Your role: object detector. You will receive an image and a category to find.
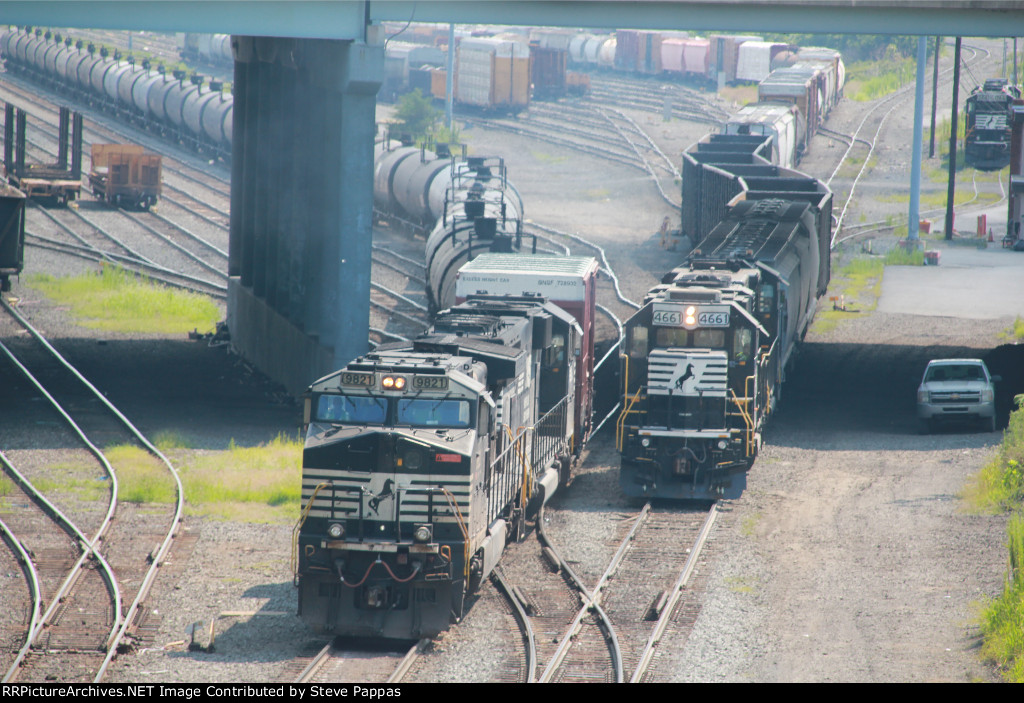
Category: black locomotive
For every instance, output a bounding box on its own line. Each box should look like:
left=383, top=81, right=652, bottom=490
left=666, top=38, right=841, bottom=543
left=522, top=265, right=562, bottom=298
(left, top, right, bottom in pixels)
left=617, top=133, right=832, bottom=500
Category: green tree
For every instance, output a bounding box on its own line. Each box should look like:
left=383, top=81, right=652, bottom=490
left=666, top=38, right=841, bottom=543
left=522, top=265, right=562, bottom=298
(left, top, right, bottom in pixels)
left=394, top=89, right=440, bottom=141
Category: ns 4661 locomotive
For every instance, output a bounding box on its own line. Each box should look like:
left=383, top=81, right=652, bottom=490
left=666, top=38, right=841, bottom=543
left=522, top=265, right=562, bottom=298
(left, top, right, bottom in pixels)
left=617, top=133, right=832, bottom=501
left=294, top=255, right=597, bottom=639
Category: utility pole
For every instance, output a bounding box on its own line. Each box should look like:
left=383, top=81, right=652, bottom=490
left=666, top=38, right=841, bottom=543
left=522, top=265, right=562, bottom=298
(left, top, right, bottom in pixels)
left=909, top=36, right=927, bottom=242
left=445, top=23, right=454, bottom=131
left=930, top=36, right=940, bottom=158
left=944, top=37, right=961, bottom=241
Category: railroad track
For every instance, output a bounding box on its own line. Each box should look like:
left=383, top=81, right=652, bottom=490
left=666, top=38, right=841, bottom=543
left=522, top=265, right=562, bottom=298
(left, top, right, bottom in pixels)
left=294, top=639, right=427, bottom=684
left=825, top=42, right=994, bottom=247
left=492, top=501, right=718, bottom=683
left=0, top=296, right=184, bottom=683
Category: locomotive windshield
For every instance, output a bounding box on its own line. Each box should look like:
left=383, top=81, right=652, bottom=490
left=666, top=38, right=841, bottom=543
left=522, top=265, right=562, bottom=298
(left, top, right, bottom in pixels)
left=317, top=394, right=387, bottom=424
left=315, top=393, right=473, bottom=429
left=397, top=398, right=472, bottom=428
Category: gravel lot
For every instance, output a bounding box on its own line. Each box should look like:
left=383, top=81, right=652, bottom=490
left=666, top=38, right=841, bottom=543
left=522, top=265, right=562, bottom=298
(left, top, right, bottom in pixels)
left=2, top=36, right=1019, bottom=683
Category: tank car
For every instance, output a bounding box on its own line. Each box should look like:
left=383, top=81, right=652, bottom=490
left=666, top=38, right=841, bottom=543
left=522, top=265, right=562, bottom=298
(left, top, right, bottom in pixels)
left=294, top=256, right=597, bottom=639
left=1, top=28, right=233, bottom=159
left=965, top=78, right=1023, bottom=171
left=617, top=133, right=831, bottom=500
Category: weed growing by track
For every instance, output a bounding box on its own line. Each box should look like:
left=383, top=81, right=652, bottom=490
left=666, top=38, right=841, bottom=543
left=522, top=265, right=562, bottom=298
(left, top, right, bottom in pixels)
left=27, top=265, right=220, bottom=335
left=965, top=401, right=1024, bottom=681
left=155, top=432, right=303, bottom=523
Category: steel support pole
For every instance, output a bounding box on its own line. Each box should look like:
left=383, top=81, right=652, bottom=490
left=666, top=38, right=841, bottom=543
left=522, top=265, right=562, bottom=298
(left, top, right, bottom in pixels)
left=445, top=23, right=454, bottom=131
left=944, top=37, right=961, bottom=240
left=909, top=36, right=927, bottom=242
left=929, top=36, right=940, bottom=158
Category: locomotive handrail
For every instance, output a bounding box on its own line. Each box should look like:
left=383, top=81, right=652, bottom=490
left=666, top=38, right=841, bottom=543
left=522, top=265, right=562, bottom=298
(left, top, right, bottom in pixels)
left=436, top=487, right=472, bottom=582
left=616, top=385, right=645, bottom=452
left=728, top=387, right=756, bottom=458
left=292, top=481, right=331, bottom=580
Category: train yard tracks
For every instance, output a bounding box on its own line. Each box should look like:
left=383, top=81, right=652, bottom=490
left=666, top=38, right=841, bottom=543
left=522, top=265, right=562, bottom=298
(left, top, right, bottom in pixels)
left=0, top=297, right=184, bottom=683
left=473, top=501, right=718, bottom=683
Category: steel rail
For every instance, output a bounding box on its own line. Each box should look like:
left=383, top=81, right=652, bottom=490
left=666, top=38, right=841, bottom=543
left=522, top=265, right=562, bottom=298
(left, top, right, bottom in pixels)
left=115, top=207, right=229, bottom=279
left=0, top=298, right=185, bottom=682
left=387, top=638, right=430, bottom=683
left=0, top=513, right=42, bottom=675
left=295, top=642, right=333, bottom=683
left=490, top=569, right=538, bottom=684
left=0, top=330, right=124, bottom=680
left=630, top=503, right=719, bottom=682
left=24, top=231, right=229, bottom=298
left=598, top=107, right=680, bottom=211
left=536, top=503, right=640, bottom=683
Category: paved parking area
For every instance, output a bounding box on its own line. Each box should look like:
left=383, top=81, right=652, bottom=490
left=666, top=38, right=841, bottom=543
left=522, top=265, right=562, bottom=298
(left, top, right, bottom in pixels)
left=878, top=241, right=1024, bottom=319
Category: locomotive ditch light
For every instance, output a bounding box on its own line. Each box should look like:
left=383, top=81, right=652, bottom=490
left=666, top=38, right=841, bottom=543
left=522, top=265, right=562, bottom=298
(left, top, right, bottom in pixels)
left=641, top=437, right=651, bottom=447
left=717, top=440, right=729, bottom=450
left=413, top=524, right=433, bottom=543
left=327, top=522, right=345, bottom=539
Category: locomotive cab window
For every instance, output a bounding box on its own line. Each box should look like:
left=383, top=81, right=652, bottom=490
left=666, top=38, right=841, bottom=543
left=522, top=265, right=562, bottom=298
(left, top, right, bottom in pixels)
left=316, top=394, right=387, bottom=424
left=397, top=398, right=473, bottom=428
left=655, top=327, right=688, bottom=348
left=628, top=325, right=649, bottom=358
left=693, top=329, right=725, bottom=348
left=733, top=328, right=753, bottom=363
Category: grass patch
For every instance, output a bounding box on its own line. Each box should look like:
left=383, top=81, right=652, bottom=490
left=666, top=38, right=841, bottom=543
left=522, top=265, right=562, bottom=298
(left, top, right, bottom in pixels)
left=174, top=433, right=303, bottom=523
left=966, top=399, right=1024, bottom=681
left=845, top=55, right=917, bottom=101
left=999, top=318, right=1024, bottom=344
left=106, top=444, right=177, bottom=504
left=26, top=265, right=220, bottom=335
left=724, top=575, right=756, bottom=594
left=883, top=246, right=924, bottom=266
left=978, top=513, right=1024, bottom=682
left=813, top=256, right=884, bottom=333
left=964, top=399, right=1024, bottom=515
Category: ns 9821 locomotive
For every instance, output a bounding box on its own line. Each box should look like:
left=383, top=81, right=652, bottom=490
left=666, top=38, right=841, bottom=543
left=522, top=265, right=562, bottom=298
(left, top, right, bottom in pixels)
left=294, top=255, right=597, bottom=639
left=617, top=133, right=832, bottom=500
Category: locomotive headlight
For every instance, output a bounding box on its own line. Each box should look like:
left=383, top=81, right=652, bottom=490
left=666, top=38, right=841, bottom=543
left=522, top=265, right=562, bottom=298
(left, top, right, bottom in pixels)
left=327, top=522, right=345, bottom=539
left=684, top=305, right=697, bottom=327
left=382, top=375, right=406, bottom=390
left=413, top=524, right=433, bottom=543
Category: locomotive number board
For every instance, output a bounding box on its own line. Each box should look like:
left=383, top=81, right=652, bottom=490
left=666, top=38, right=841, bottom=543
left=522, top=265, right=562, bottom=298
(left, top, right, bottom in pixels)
left=652, top=303, right=730, bottom=328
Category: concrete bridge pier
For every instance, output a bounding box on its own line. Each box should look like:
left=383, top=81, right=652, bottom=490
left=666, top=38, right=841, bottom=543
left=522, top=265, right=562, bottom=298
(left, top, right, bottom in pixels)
left=227, top=35, right=383, bottom=394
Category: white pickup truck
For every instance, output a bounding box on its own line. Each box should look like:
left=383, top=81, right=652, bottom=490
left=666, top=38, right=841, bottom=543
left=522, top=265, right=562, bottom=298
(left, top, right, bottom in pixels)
left=916, top=358, right=999, bottom=433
